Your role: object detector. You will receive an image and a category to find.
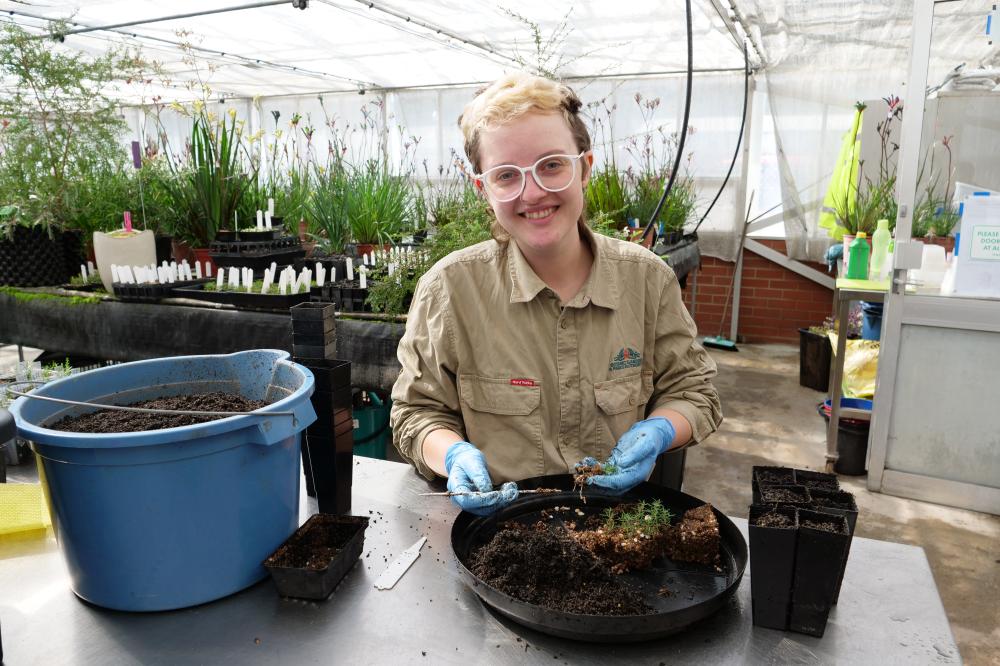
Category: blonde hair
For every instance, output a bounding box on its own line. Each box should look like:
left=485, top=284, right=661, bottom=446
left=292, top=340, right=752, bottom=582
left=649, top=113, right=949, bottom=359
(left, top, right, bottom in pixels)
left=459, top=72, right=591, bottom=173
left=458, top=72, right=592, bottom=242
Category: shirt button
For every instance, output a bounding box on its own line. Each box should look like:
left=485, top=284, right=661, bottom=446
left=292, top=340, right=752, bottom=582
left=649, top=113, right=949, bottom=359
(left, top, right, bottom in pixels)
left=560, top=320, right=567, bottom=329
left=629, top=397, right=637, bottom=405
left=564, top=380, right=572, bottom=388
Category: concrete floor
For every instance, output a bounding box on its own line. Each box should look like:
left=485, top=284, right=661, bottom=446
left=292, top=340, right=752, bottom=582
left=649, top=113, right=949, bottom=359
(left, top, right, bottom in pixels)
left=684, top=344, right=1000, bottom=666
left=2, top=342, right=998, bottom=663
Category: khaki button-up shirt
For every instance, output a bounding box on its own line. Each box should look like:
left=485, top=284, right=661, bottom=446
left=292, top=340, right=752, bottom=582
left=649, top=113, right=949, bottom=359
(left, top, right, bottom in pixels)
left=390, top=226, right=722, bottom=483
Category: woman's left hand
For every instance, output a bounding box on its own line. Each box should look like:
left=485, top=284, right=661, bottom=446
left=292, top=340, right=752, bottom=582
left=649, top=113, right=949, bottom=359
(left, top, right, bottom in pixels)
left=584, top=417, right=677, bottom=494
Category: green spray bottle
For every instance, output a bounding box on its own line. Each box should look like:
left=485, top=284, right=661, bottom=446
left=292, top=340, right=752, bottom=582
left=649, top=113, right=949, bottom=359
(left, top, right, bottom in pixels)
left=847, top=232, right=870, bottom=279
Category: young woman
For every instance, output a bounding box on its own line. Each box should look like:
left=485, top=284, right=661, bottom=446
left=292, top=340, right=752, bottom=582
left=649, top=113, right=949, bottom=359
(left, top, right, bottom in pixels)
left=390, top=72, right=721, bottom=515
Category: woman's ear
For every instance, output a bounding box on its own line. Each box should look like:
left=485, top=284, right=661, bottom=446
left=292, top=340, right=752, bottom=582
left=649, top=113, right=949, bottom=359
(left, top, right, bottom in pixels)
left=581, top=151, right=594, bottom=188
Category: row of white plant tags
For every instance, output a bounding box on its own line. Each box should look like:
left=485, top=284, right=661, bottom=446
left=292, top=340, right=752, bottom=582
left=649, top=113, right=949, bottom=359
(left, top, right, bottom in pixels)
left=91, top=246, right=430, bottom=296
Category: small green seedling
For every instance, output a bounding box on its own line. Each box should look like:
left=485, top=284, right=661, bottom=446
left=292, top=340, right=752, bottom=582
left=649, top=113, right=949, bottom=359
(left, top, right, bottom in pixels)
left=602, top=500, right=673, bottom=536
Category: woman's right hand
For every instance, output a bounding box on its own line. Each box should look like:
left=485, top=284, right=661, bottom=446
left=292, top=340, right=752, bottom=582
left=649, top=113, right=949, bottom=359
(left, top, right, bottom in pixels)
left=445, top=441, right=519, bottom=516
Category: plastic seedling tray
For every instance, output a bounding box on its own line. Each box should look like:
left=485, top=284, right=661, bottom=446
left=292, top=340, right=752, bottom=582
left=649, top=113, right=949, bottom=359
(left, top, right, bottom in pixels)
left=748, top=505, right=798, bottom=631
left=290, top=302, right=335, bottom=321
left=263, top=514, right=369, bottom=600
left=113, top=278, right=210, bottom=302
left=172, top=285, right=311, bottom=311
left=215, top=229, right=283, bottom=242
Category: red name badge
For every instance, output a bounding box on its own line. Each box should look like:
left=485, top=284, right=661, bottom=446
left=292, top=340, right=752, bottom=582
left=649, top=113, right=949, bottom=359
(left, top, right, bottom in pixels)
left=510, top=378, right=536, bottom=387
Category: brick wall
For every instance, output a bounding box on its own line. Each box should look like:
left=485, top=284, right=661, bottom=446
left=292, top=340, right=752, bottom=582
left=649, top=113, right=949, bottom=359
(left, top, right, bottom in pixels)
left=680, top=239, right=834, bottom=344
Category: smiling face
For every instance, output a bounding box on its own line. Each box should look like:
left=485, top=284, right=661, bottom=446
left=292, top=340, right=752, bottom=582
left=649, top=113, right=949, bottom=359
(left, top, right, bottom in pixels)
left=476, top=111, right=591, bottom=260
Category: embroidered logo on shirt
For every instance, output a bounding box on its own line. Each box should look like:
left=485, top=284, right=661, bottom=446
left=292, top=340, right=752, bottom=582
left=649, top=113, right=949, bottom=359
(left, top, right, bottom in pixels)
left=609, top=347, right=642, bottom=371
left=510, top=378, right=537, bottom=387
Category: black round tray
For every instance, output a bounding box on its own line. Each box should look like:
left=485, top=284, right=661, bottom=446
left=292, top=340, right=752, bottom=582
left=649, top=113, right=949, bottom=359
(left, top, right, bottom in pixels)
left=451, top=474, right=747, bottom=643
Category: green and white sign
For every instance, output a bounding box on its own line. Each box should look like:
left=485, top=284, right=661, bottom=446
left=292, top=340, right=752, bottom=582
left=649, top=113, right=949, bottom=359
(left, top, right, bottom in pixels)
left=970, top=225, right=1000, bottom=261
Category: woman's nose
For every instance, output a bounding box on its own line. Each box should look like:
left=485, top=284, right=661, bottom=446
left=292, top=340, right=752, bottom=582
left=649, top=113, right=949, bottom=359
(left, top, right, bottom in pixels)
left=520, top=172, right=547, bottom=202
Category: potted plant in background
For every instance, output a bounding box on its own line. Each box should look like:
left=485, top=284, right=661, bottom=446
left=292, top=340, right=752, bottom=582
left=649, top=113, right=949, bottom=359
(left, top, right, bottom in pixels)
left=346, top=160, right=413, bottom=257
left=0, top=22, right=146, bottom=286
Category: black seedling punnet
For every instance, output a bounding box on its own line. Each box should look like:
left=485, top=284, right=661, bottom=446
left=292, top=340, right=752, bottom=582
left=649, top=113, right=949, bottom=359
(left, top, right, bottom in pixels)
left=290, top=317, right=335, bottom=336
left=263, top=514, right=369, bottom=600
left=749, top=505, right=798, bottom=631
left=807, top=489, right=859, bottom=604
left=290, top=301, right=335, bottom=321
left=794, top=469, right=840, bottom=492
left=759, top=484, right=811, bottom=506
left=751, top=466, right=794, bottom=504
left=292, top=339, right=337, bottom=360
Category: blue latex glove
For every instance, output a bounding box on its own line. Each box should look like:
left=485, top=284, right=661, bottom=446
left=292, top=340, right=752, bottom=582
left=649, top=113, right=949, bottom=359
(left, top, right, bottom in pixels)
left=585, top=417, right=677, bottom=495
left=444, top=441, right=518, bottom=516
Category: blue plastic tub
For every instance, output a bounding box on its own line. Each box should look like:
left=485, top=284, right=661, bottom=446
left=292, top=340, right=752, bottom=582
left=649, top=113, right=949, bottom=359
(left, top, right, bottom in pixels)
left=10, top=349, right=316, bottom=611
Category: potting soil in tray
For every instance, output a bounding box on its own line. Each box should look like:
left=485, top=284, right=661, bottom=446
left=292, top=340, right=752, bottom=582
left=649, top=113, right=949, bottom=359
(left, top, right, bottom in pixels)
left=452, top=475, right=747, bottom=642
left=470, top=521, right=653, bottom=616
left=266, top=519, right=359, bottom=570
left=49, top=392, right=267, bottom=433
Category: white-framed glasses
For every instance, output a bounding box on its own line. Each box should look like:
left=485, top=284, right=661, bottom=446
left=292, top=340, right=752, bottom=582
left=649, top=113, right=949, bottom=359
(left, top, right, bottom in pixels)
left=474, top=152, right=586, bottom=202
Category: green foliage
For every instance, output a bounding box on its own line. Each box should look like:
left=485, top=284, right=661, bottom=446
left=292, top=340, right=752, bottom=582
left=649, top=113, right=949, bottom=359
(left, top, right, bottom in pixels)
left=305, top=160, right=351, bottom=254
left=345, top=161, right=413, bottom=245
left=833, top=167, right=894, bottom=236
left=601, top=500, right=673, bottom=536
left=0, top=22, right=146, bottom=237
left=586, top=165, right=630, bottom=228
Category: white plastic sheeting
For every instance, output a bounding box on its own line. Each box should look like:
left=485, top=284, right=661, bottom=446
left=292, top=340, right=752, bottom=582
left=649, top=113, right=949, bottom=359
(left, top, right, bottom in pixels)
left=3, top=1, right=997, bottom=260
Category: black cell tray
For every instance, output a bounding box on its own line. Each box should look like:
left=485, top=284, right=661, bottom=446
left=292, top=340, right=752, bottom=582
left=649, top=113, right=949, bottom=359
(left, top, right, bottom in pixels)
left=172, top=284, right=311, bottom=310
left=113, top=278, right=211, bottom=302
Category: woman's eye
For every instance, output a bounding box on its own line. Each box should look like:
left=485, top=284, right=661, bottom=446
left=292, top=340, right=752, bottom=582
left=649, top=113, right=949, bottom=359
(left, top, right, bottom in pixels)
left=541, top=159, right=566, bottom=171
left=493, top=169, right=518, bottom=182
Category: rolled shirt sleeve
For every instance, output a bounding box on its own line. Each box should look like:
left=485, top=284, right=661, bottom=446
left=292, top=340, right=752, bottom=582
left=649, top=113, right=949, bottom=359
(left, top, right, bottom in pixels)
left=647, top=267, right=723, bottom=444
left=390, top=273, right=467, bottom=480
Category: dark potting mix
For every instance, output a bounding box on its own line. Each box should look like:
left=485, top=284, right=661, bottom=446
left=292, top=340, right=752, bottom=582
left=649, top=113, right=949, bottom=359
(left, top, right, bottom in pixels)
left=49, top=392, right=268, bottom=433
left=265, top=518, right=360, bottom=570
left=469, top=502, right=721, bottom=615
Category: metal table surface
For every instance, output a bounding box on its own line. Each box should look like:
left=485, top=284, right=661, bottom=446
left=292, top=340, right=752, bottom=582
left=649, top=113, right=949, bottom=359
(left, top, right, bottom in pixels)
left=0, top=459, right=958, bottom=664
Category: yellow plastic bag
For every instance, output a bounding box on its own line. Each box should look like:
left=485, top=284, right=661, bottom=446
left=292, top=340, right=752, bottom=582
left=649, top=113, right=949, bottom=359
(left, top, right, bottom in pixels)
left=828, top=332, right=880, bottom=399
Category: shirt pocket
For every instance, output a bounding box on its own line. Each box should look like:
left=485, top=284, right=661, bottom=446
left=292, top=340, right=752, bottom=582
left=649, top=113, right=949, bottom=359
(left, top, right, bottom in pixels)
left=458, top=374, right=542, bottom=480
left=593, top=371, right=654, bottom=449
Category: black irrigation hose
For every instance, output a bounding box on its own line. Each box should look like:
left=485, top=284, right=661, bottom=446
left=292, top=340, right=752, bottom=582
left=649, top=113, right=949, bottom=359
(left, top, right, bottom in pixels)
left=641, top=0, right=693, bottom=246
left=692, top=41, right=750, bottom=234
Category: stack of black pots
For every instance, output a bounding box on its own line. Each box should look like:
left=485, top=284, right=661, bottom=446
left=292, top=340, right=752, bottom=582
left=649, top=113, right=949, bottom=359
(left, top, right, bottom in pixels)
left=290, top=302, right=353, bottom=515
left=749, top=466, right=859, bottom=638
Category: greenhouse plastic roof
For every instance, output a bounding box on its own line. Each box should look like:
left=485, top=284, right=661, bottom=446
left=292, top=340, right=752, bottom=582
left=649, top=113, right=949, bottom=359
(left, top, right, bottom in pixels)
left=0, top=0, right=752, bottom=102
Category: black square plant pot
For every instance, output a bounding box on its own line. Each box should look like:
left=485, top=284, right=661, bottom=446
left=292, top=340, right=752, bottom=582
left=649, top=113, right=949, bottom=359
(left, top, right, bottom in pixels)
left=291, top=317, right=335, bottom=336
left=794, top=469, right=840, bottom=493
left=304, top=430, right=355, bottom=515
left=807, top=489, right=858, bottom=604
left=789, top=509, right=851, bottom=637
left=749, top=505, right=798, bottom=631
left=752, top=466, right=795, bottom=504
left=292, top=331, right=336, bottom=348
left=290, top=301, right=335, bottom=322
left=297, top=359, right=351, bottom=393
left=293, top=340, right=337, bottom=361
left=758, top=484, right=811, bottom=507
left=263, top=514, right=369, bottom=600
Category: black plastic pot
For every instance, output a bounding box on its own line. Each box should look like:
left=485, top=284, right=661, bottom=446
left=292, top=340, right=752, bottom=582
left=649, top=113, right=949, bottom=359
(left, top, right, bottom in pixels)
left=291, top=316, right=335, bottom=336
left=752, top=466, right=795, bottom=504
left=798, top=328, right=832, bottom=391
left=297, top=359, right=350, bottom=392
left=789, top=509, right=850, bottom=637
left=749, top=505, right=798, bottom=631
left=310, top=389, right=353, bottom=432
left=293, top=340, right=337, bottom=360
left=263, top=514, right=369, bottom=600
left=759, top=484, right=811, bottom=507
left=834, top=420, right=869, bottom=476
left=154, top=234, right=173, bottom=265
left=303, top=424, right=354, bottom=515
left=794, top=469, right=840, bottom=492
left=808, top=489, right=858, bottom=604
left=291, top=301, right=335, bottom=321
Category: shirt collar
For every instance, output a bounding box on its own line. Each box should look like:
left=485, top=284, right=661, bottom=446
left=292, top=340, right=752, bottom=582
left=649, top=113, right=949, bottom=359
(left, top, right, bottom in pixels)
left=506, top=224, right=620, bottom=310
